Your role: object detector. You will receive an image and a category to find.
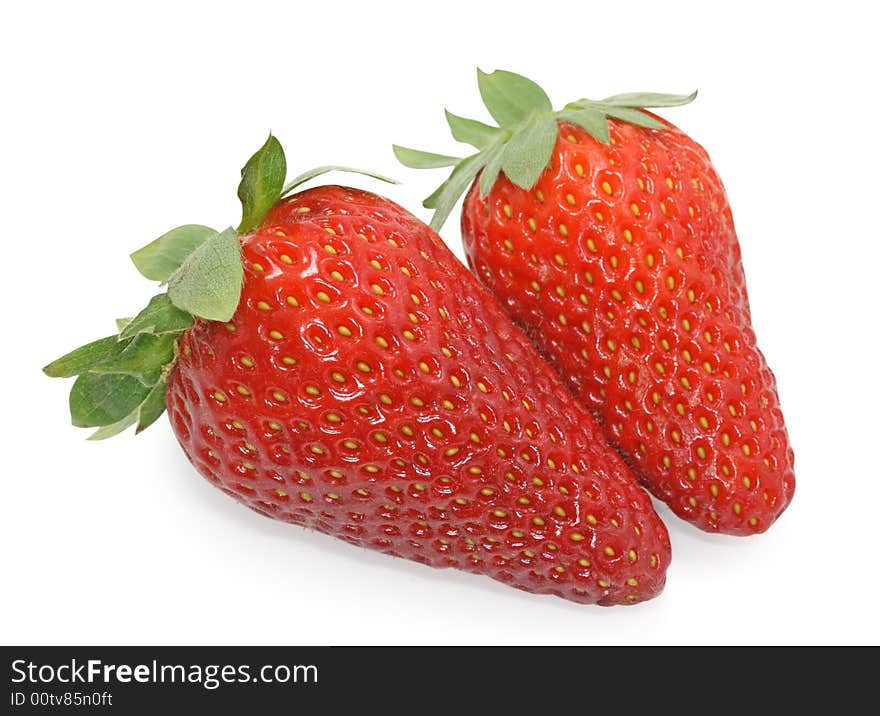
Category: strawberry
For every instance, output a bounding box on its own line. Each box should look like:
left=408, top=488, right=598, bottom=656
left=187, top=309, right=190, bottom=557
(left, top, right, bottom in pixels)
left=45, top=135, right=671, bottom=605
left=395, top=69, right=795, bottom=535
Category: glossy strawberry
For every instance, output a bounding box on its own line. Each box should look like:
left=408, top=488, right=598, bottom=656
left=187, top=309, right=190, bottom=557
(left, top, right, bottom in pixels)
left=45, top=136, right=671, bottom=605
left=396, top=70, right=795, bottom=535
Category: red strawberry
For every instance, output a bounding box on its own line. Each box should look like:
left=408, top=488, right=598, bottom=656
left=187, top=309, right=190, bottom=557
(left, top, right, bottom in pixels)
left=395, top=70, right=794, bottom=535
left=45, top=135, right=671, bottom=605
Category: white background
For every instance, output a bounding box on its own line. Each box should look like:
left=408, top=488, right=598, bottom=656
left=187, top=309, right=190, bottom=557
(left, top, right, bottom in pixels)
left=2, top=1, right=878, bottom=646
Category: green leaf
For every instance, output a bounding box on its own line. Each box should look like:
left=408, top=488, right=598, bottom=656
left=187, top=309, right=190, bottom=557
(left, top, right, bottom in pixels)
left=70, top=372, right=152, bottom=428
left=444, top=110, right=503, bottom=150
left=424, top=153, right=488, bottom=232
left=130, top=224, right=217, bottom=282
left=282, top=165, right=397, bottom=198
left=477, top=69, right=552, bottom=128
left=89, top=332, right=177, bottom=386
left=136, top=380, right=168, bottom=433
left=119, top=294, right=194, bottom=340
left=43, top=335, right=130, bottom=378
left=500, top=115, right=558, bottom=190
left=237, top=134, right=287, bottom=233
left=557, top=108, right=611, bottom=143
left=88, top=412, right=139, bottom=441
left=116, top=317, right=133, bottom=332
left=167, top=227, right=243, bottom=322
left=479, top=142, right=505, bottom=198
left=393, top=145, right=462, bottom=169
left=601, top=90, right=697, bottom=108
left=604, top=106, right=669, bottom=130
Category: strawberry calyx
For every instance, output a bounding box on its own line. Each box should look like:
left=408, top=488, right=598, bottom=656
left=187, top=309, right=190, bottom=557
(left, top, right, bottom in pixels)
left=393, top=68, right=696, bottom=231
left=44, top=136, right=395, bottom=439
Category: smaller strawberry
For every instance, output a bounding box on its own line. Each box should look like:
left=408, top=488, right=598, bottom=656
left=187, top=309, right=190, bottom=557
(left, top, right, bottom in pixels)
left=395, top=69, right=795, bottom=535
left=44, top=135, right=671, bottom=605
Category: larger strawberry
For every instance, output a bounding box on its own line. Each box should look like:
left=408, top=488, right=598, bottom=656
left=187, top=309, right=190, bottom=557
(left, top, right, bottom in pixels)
left=395, top=70, right=795, bottom=535
left=44, top=136, right=671, bottom=605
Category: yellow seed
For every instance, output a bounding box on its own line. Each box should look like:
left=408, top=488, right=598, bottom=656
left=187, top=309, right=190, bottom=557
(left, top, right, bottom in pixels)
left=630, top=203, right=640, bottom=216
left=356, top=361, right=371, bottom=373
left=528, top=218, right=537, bottom=231
left=269, top=330, right=284, bottom=340
left=257, top=301, right=272, bottom=311
left=570, top=532, right=585, bottom=542
left=272, top=390, right=287, bottom=402
left=326, top=413, right=341, bottom=423
left=251, top=263, right=264, bottom=272
left=411, top=396, right=425, bottom=407
left=697, top=446, right=707, bottom=460
left=566, top=193, right=576, bottom=206
left=337, top=325, right=352, bottom=337
left=742, top=444, right=752, bottom=456
left=503, top=204, right=512, bottom=218
left=532, top=517, right=545, bottom=526
left=601, top=181, right=613, bottom=195
left=316, top=291, right=331, bottom=303
left=286, top=296, right=300, bottom=308
left=559, top=224, right=568, bottom=237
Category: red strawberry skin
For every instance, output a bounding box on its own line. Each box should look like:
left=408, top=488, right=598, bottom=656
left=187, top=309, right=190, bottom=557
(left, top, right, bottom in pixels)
left=462, top=119, right=795, bottom=535
left=165, top=186, right=670, bottom=605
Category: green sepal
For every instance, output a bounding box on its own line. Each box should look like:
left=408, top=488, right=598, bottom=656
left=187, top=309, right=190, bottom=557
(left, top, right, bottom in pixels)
left=85, top=379, right=168, bottom=439
left=130, top=224, right=217, bottom=282
left=119, top=293, right=194, bottom=340
left=604, top=107, right=668, bottom=130
left=423, top=153, right=488, bottom=231
left=444, top=110, right=504, bottom=150
left=167, top=227, right=243, bottom=322
left=136, top=380, right=169, bottom=433
left=89, top=332, right=177, bottom=387
left=281, top=166, right=397, bottom=198
left=88, top=412, right=139, bottom=441
left=499, top=114, right=558, bottom=190
left=237, top=134, right=287, bottom=233
left=477, top=69, right=552, bottom=127
left=394, top=68, right=696, bottom=230
left=70, top=372, right=153, bottom=428
left=393, top=145, right=461, bottom=169
left=479, top=143, right=505, bottom=198
left=557, top=108, right=610, bottom=143
left=600, top=90, right=698, bottom=108
left=43, top=335, right=129, bottom=378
